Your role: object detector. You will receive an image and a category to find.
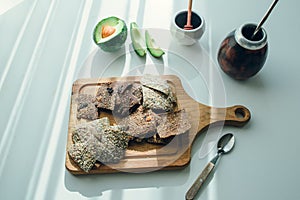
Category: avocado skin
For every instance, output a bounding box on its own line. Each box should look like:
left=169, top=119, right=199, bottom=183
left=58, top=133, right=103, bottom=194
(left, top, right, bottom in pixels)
left=93, top=17, right=128, bottom=52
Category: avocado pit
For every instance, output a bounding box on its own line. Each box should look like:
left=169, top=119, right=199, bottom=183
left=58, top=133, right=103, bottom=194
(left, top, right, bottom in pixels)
left=102, top=25, right=116, bottom=38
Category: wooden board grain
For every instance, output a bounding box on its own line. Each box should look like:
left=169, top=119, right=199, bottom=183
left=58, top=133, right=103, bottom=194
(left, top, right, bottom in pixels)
left=65, top=75, right=251, bottom=174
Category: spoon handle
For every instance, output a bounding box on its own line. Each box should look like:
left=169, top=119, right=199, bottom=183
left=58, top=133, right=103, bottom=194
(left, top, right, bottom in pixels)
left=185, top=162, right=215, bottom=200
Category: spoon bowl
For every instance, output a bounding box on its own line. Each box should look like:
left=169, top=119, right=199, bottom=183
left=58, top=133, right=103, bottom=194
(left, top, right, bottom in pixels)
left=217, top=133, right=235, bottom=154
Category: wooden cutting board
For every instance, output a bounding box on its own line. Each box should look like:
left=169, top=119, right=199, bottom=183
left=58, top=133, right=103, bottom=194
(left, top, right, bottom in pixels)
left=65, top=75, right=250, bottom=175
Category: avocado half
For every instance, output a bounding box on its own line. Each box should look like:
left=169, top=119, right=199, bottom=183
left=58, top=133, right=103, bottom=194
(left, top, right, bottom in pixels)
left=93, top=16, right=128, bottom=52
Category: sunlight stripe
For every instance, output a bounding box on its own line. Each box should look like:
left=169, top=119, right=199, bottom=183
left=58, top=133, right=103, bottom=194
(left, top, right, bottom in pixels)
left=32, top=1, right=93, bottom=199
left=198, top=22, right=219, bottom=159
left=0, top=0, right=38, bottom=93
left=23, top=1, right=71, bottom=199
left=0, top=0, right=24, bottom=15
left=0, top=0, right=57, bottom=177
left=25, top=0, right=87, bottom=197
left=121, top=0, right=134, bottom=77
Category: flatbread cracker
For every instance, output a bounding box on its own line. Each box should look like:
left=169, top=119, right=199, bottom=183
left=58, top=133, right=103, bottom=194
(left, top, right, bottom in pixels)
left=76, top=94, right=98, bottom=120
left=113, top=82, right=142, bottom=117
left=117, top=106, right=161, bottom=139
left=157, top=109, right=191, bottom=138
left=95, top=82, right=115, bottom=110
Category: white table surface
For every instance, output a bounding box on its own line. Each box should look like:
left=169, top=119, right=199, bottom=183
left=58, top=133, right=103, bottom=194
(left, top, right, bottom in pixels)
left=1, top=0, right=300, bottom=199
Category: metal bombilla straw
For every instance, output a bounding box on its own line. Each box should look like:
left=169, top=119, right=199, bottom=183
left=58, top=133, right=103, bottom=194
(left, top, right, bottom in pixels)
left=252, top=0, right=279, bottom=39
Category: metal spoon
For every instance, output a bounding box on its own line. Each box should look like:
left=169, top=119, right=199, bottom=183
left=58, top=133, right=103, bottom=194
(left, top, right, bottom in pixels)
left=185, top=133, right=235, bottom=200
left=252, top=0, right=279, bottom=38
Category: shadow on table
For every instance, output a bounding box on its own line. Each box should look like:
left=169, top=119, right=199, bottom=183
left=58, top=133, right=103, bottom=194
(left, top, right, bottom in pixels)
left=78, top=29, right=209, bottom=81
left=64, top=166, right=190, bottom=198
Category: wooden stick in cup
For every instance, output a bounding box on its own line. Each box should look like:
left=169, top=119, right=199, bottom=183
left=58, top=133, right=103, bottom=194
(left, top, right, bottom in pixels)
left=184, top=0, right=193, bottom=30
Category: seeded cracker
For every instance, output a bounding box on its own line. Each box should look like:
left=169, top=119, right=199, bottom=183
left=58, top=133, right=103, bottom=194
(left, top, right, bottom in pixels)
left=157, top=109, right=191, bottom=138
left=88, top=117, right=111, bottom=141
left=72, top=125, right=94, bottom=144
left=71, top=117, right=129, bottom=167
left=72, top=118, right=110, bottom=143
left=76, top=94, right=98, bottom=120
left=96, top=125, right=129, bottom=163
left=101, top=125, right=129, bottom=149
left=68, top=143, right=97, bottom=172
left=142, top=86, right=176, bottom=112
left=71, top=121, right=108, bottom=166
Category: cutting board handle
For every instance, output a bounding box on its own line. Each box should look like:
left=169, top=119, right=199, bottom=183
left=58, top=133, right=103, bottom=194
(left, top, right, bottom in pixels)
left=224, top=105, right=251, bottom=126
left=197, top=104, right=251, bottom=131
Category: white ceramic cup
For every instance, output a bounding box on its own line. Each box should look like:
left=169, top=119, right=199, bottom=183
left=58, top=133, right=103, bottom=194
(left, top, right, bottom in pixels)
left=171, top=10, right=205, bottom=46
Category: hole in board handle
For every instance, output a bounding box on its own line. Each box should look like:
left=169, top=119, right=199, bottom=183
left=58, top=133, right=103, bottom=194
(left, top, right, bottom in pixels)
left=235, top=107, right=246, bottom=119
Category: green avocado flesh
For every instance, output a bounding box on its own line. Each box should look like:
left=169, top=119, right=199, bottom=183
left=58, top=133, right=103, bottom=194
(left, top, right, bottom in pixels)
left=130, top=22, right=146, bottom=57
left=93, top=16, right=128, bottom=52
left=145, top=30, right=165, bottom=58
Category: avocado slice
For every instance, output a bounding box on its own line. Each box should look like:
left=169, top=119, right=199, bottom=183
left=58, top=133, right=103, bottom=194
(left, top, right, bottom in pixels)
left=93, top=16, right=128, bottom=52
left=130, top=22, right=146, bottom=57
left=145, top=30, right=165, bottom=58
